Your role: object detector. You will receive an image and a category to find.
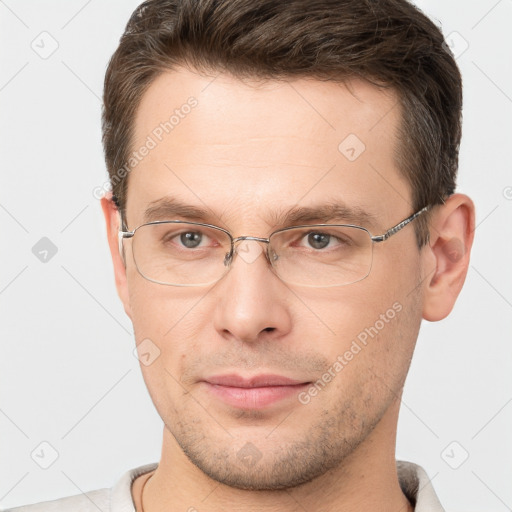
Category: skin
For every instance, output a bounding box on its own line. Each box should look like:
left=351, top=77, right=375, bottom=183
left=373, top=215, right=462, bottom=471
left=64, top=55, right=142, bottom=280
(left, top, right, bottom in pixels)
left=102, top=67, right=475, bottom=512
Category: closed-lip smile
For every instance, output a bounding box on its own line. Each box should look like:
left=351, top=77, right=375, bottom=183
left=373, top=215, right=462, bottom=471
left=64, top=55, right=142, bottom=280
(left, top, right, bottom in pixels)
left=202, top=373, right=311, bottom=409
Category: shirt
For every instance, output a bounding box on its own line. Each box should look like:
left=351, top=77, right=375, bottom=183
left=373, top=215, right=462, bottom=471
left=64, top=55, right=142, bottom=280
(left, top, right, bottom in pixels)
left=4, top=460, right=444, bottom=511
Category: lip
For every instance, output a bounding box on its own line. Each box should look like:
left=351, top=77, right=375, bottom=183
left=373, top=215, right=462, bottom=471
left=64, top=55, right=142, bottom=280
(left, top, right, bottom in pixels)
left=202, top=374, right=310, bottom=409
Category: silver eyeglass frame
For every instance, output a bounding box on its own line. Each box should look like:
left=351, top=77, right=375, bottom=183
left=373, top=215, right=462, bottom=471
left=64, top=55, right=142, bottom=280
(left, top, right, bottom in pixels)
left=118, top=205, right=429, bottom=286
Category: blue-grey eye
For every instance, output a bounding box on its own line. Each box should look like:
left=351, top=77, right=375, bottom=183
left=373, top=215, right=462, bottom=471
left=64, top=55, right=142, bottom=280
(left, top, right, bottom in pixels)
left=180, top=231, right=202, bottom=248
left=307, top=232, right=330, bottom=249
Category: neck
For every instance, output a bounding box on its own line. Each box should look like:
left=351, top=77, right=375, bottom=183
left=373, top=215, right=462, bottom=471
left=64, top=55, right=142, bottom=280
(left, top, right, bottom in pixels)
left=140, top=399, right=412, bottom=512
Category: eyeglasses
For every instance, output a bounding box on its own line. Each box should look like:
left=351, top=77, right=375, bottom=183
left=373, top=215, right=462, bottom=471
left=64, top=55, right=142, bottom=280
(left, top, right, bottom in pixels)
left=119, top=206, right=428, bottom=287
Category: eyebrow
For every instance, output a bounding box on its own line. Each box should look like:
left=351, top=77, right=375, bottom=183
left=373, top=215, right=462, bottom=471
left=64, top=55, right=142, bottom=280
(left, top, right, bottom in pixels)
left=269, top=203, right=377, bottom=228
left=143, top=196, right=378, bottom=230
left=144, top=197, right=215, bottom=224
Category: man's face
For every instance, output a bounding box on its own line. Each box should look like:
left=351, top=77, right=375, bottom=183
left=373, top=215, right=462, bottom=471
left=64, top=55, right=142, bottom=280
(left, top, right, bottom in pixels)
left=119, top=69, right=427, bottom=489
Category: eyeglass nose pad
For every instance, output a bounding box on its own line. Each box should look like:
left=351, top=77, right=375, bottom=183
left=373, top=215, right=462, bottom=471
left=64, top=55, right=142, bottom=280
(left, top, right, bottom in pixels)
left=223, top=250, right=233, bottom=267
left=223, top=239, right=276, bottom=268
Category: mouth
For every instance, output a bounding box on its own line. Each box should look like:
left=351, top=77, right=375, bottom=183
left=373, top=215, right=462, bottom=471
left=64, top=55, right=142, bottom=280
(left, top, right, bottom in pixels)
left=201, top=374, right=311, bottom=409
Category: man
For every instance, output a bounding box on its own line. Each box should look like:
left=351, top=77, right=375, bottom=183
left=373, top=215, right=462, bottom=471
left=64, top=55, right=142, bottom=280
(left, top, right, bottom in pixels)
left=10, top=0, right=474, bottom=510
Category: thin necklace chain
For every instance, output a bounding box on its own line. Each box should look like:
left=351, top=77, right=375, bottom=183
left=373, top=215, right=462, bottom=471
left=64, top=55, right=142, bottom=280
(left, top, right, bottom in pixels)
left=140, top=473, right=154, bottom=512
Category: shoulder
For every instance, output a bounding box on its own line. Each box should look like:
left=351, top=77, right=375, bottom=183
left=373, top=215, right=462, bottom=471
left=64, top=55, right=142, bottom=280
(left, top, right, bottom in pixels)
left=397, top=460, right=445, bottom=512
left=2, top=488, right=109, bottom=512
left=2, top=462, right=158, bottom=512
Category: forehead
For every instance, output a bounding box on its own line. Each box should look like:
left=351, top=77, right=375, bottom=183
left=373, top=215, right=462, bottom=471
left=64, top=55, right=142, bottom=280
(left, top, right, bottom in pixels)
left=127, top=68, right=410, bottom=229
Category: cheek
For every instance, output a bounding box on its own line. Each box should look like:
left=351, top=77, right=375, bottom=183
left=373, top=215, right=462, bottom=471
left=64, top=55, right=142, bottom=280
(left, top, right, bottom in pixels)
left=128, top=277, right=212, bottom=370
left=313, top=289, right=421, bottom=418
left=297, top=247, right=422, bottom=374
left=128, top=267, right=200, bottom=332
left=128, top=281, right=212, bottom=415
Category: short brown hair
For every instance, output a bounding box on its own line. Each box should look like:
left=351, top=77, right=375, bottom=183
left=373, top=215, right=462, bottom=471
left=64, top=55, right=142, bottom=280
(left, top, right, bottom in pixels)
left=102, top=0, right=462, bottom=245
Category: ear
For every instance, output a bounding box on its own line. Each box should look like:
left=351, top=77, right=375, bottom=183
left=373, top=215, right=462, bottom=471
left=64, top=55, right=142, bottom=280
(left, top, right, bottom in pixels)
left=101, top=194, right=133, bottom=320
left=422, top=193, right=475, bottom=321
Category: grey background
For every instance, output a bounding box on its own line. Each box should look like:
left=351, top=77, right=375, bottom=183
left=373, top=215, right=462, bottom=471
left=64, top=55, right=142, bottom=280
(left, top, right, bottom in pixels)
left=1, top=1, right=511, bottom=510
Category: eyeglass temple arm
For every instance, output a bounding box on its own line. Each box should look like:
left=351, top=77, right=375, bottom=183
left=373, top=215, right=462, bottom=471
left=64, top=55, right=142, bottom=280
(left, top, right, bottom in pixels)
left=115, top=205, right=429, bottom=251
left=370, top=206, right=429, bottom=243
left=117, top=206, right=134, bottom=255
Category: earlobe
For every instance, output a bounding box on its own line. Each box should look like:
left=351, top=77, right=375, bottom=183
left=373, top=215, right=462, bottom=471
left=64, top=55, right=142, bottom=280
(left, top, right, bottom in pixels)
left=101, top=194, right=133, bottom=320
left=422, top=194, right=475, bottom=321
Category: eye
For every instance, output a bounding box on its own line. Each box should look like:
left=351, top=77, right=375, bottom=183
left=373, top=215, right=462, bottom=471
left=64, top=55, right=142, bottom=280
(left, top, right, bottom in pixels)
left=306, top=232, right=331, bottom=250
left=162, top=229, right=216, bottom=249
left=146, top=223, right=232, bottom=255
left=176, top=231, right=205, bottom=249
left=300, top=230, right=348, bottom=250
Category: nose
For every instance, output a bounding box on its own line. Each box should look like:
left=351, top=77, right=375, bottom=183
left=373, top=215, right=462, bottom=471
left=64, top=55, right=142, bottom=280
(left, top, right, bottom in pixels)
left=212, top=239, right=292, bottom=344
